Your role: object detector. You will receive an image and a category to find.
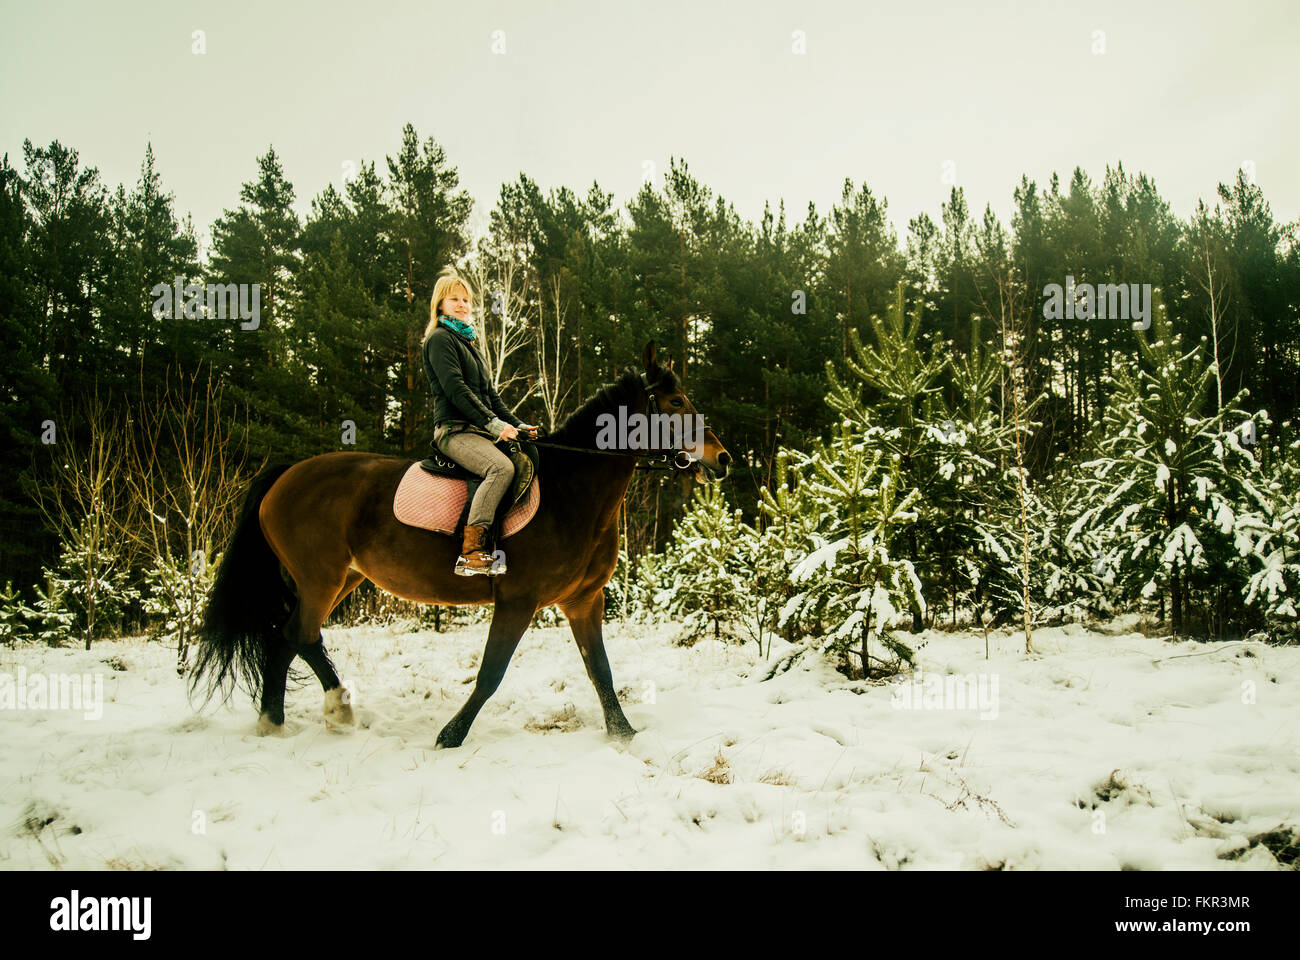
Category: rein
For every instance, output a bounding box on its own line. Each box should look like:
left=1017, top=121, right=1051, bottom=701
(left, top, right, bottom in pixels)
left=530, top=438, right=682, bottom=471
left=528, top=372, right=701, bottom=473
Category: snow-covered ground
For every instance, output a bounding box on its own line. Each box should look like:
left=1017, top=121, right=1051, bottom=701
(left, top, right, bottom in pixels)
left=1, top=617, right=1296, bottom=869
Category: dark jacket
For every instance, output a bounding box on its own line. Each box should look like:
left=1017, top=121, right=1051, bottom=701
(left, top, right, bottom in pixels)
left=422, top=322, right=522, bottom=438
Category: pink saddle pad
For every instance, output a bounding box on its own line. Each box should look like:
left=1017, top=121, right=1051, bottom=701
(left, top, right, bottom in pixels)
left=393, top=461, right=540, bottom=536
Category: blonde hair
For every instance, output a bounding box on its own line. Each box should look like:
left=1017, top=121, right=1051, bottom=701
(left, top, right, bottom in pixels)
left=424, top=269, right=476, bottom=340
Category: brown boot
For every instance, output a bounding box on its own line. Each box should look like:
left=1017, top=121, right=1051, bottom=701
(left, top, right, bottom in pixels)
left=456, top=524, right=498, bottom=576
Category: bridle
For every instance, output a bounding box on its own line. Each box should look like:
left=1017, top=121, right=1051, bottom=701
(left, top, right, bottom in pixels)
left=528, top=372, right=705, bottom=472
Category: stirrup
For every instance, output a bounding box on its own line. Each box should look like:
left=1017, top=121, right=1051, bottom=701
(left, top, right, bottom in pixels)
left=454, top=549, right=507, bottom=577
left=454, top=555, right=489, bottom=577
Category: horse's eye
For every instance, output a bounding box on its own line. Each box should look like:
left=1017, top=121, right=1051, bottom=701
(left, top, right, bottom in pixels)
left=671, top=397, right=684, bottom=407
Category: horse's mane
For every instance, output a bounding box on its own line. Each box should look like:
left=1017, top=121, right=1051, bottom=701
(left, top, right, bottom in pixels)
left=546, top=366, right=680, bottom=448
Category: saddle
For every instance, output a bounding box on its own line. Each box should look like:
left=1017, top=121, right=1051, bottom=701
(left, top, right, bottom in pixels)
left=393, top=436, right=541, bottom=544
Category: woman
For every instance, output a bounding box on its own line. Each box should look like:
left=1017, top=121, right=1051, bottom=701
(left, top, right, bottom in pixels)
left=422, top=271, right=538, bottom=576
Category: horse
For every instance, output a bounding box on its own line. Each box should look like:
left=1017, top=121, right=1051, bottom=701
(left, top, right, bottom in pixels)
left=189, top=341, right=731, bottom=748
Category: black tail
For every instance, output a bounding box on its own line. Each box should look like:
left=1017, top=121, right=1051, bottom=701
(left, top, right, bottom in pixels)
left=189, top=460, right=298, bottom=708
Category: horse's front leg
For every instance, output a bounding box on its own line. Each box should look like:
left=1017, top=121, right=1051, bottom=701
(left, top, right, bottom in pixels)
left=560, top=590, right=637, bottom=741
left=436, top=595, right=536, bottom=748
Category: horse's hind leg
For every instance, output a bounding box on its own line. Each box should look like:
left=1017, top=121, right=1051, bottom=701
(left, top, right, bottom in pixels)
left=307, top=570, right=366, bottom=727
left=258, top=571, right=350, bottom=735
left=257, top=626, right=297, bottom=736
left=559, top=590, right=637, bottom=741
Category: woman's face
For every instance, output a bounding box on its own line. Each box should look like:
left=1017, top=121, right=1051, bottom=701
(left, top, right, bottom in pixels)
left=441, top=285, right=472, bottom=322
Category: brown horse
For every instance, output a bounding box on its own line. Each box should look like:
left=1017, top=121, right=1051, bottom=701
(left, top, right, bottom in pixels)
left=190, top=342, right=730, bottom=748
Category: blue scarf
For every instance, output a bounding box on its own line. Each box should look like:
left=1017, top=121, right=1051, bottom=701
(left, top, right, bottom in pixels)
left=438, top=313, right=477, bottom=341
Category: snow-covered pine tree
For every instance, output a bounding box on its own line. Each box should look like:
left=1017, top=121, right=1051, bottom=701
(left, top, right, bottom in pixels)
left=0, top=581, right=31, bottom=645
left=23, top=572, right=76, bottom=645
left=1031, top=471, right=1113, bottom=622
left=625, top=548, right=667, bottom=623
left=46, top=519, right=140, bottom=645
left=603, top=546, right=665, bottom=625
left=933, top=314, right=1034, bottom=629
left=654, top=482, right=752, bottom=645
left=141, top=546, right=219, bottom=659
left=825, top=281, right=947, bottom=630
left=1244, top=430, right=1300, bottom=638
left=772, top=421, right=925, bottom=679
left=753, top=447, right=833, bottom=655
left=1070, top=299, right=1271, bottom=637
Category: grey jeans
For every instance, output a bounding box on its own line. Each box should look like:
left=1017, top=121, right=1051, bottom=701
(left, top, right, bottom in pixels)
left=435, top=422, right=516, bottom=528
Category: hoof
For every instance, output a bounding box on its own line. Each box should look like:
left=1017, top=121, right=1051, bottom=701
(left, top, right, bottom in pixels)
left=256, top=712, right=290, bottom=737
left=323, top=686, right=355, bottom=727
left=607, top=723, right=639, bottom=743
left=435, top=729, right=465, bottom=750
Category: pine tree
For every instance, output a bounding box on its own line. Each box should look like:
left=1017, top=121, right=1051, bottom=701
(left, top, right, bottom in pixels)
left=0, top=153, right=57, bottom=591
left=932, top=314, right=1029, bottom=628
left=207, top=146, right=310, bottom=459
left=23, top=572, right=75, bottom=646
left=1031, top=472, right=1112, bottom=622
left=44, top=518, right=140, bottom=644
left=771, top=423, right=924, bottom=679
left=99, top=143, right=200, bottom=389
left=625, top=548, right=667, bottom=624
left=825, top=281, right=947, bottom=630
left=0, top=581, right=31, bottom=644
left=1071, top=298, right=1270, bottom=637
left=753, top=447, right=832, bottom=654
left=602, top=546, right=664, bottom=625
left=141, top=547, right=219, bottom=658
left=1244, top=432, right=1300, bottom=637
left=654, top=482, right=751, bottom=645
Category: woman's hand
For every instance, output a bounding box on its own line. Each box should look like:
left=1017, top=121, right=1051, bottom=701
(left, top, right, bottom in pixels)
left=499, top=423, right=538, bottom=441
left=499, top=424, right=519, bottom=441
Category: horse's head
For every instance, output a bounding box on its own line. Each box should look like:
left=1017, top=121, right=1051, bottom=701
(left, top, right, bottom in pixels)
left=638, top=340, right=731, bottom=483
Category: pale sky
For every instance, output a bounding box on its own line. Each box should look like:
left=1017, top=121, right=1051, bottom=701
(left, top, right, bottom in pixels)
left=3, top=0, right=1297, bottom=249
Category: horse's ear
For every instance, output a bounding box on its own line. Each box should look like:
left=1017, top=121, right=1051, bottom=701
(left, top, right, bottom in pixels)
left=641, top=340, right=659, bottom=376
left=667, top=357, right=675, bottom=371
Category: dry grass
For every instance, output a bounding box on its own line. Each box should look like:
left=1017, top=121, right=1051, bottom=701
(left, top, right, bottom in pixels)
left=105, top=857, right=168, bottom=870
left=920, top=771, right=1015, bottom=826
left=757, top=767, right=798, bottom=787
left=1218, top=824, right=1300, bottom=869
left=524, top=703, right=582, bottom=734
left=19, top=802, right=75, bottom=867
left=697, top=748, right=732, bottom=785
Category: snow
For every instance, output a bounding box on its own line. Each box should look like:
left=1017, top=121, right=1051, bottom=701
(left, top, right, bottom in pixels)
left=1162, top=524, right=1205, bottom=569
left=1214, top=500, right=1236, bottom=534
left=791, top=536, right=847, bottom=582
left=1, top=618, right=1296, bottom=869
